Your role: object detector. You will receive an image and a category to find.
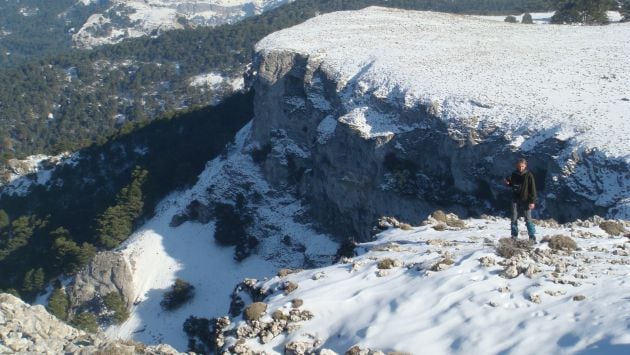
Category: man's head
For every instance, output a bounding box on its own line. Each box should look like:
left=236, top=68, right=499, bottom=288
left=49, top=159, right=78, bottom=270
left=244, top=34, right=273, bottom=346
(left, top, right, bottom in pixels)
left=516, top=158, right=527, bottom=173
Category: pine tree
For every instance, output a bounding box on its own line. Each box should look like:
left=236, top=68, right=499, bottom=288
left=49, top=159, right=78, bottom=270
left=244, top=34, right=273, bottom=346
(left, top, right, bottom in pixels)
left=0, top=209, right=9, bottom=230
left=103, top=291, right=129, bottom=324
left=97, top=167, right=148, bottom=248
left=52, top=229, right=96, bottom=274
left=620, top=0, right=630, bottom=21
left=47, top=288, right=69, bottom=321
left=72, top=312, right=99, bottom=333
left=551, top=0, right=612, bottom=24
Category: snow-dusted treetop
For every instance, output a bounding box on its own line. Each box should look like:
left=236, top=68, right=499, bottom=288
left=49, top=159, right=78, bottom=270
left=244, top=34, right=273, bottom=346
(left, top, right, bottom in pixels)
left=256, top=7, right=630, bottom=160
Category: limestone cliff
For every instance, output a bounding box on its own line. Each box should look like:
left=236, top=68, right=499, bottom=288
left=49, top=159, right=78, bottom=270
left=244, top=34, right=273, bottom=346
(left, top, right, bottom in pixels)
left=248, top=7, right=630, bottom=240
left=0, top=293, right=180, bottom=354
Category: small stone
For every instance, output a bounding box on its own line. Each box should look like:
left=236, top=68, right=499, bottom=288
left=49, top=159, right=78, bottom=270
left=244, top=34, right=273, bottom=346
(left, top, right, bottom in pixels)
left=283, top=281, right=299, bottom=294
left=498, top=286, right=511, bottom=293
left=525, top=264, right=539, bottom=278
left=479, top=256, right=496, bottom=267
left=488, top=300, right=500, bottom=307
left=573, top=295, right=586, bottom=301
left=278, top=268, right=302, bottom=277
left=312, top=271, right=326, bottom=280
left=530, top=294, right=541, bottom=304
left=501, top=265, right=520, bottom=279
left=291, top=299, right=304, bottom=308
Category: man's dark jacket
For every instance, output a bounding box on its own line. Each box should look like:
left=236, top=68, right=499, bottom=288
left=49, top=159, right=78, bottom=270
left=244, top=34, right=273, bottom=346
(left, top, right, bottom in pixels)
left=507, top=170, right=536, bottom=204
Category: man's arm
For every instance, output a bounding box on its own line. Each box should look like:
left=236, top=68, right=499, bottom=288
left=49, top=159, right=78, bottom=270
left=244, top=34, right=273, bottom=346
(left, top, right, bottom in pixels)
left=528, top=173, right=537, bottom=209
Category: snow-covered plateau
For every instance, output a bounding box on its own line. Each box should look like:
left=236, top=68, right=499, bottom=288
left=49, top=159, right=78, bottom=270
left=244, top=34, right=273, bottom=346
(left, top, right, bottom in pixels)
left=250, top=6, right=629, bottom=239
left=72, top=0, right=292, bottom=48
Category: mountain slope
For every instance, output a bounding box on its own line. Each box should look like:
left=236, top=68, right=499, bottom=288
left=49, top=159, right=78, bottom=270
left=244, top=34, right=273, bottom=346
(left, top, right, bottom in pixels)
left=104, top=122, right=339, bottom=349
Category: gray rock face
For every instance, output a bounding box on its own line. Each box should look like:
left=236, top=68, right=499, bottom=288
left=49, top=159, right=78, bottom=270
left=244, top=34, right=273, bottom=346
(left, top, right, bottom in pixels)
left=0, top=293, right=180, bottom=354
left=67, top=251, right=135, bottom=313
left=248, top=47, right=620, bottom=241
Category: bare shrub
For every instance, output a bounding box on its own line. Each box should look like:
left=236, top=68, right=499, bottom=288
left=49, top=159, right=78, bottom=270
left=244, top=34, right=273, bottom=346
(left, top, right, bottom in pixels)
left=377, top=258, right=399, bottom=269
left=599, top=221, right=625, bottom=236
left=243, top=302, right=267, bottom=321
left=548, top=235, right=577, bottom=251
left=431, top=210, right=466, bottom=229
left=496, top=238, right=532, bottom=258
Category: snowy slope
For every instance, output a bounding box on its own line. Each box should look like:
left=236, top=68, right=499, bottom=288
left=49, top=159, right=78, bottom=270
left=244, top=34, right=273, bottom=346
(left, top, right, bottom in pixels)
left=221, top=216, right=630, bottom=354
left=105, top=122, right=338, bottom=349
left=73, top=0, right=292, bottom=48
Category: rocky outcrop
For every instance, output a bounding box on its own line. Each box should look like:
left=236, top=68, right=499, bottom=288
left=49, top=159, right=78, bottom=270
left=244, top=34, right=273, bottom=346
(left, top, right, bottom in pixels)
left=67, top=251, right=135, bottom=314
left=249, top=7, right=629, bottom=240
left=0, top=293, right=180, bottom=354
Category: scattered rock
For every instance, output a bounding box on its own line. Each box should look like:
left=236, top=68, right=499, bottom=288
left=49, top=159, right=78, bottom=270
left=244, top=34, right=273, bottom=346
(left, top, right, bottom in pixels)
left=573, top=295, right=586, bottom=301
left=291, top=299, right=304, bottom=308
left=272, top=310, right=288, bottom=321
left=377, top=258, right=402, bottom=269
left=376, top=216, right=413, bottom=230
left=312, top=271, right=326, bottom=280
left=243, top=302, right=267, bottom=321
left=479, top=256, right=496, bottom=267
left=501, top=265, right=520, bottom=279
left=376, top=269, right=390, bottom=277
left=544, top=290, right=567, bottom=297
left=431, top=258, right=455, bottom=271
left=283, top=281, right=299, bottom=295
left=498, top=286, right=511, bottom=293
left=488, top=300, right=500, bottom=307
left=278, top=268, right=303, bottom=277
left=525, top=264, right=540, bottom=278
left=548, top=235, right=577, bottom=251
left=530, top=293, right=541, bottom=304
left=430, top=210, right=466, bottom=229
left=432, top=223, right=447, bottom=231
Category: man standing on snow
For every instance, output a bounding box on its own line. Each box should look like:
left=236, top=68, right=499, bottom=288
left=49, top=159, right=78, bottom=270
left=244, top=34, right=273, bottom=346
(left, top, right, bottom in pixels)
left=504, top=158, right=537, bottom=242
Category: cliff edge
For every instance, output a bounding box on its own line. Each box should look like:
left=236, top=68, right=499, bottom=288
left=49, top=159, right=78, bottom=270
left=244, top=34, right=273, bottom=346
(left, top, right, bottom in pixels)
left=250, top=7, right=630, bottom=240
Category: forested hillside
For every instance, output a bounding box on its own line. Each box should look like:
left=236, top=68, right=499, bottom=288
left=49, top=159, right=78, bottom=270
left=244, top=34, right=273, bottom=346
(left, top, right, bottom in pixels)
left=0, top=0, right=554, bottom=166
left=0, top=91, right=253, bottom=299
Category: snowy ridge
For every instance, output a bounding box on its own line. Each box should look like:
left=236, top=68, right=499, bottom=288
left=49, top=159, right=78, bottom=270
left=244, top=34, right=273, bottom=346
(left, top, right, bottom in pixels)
left=222, top=217, right=630, bottom=354
left=73, top=0, right=292, bottom=48
left=255, top=7, right=630, bottom=217
left=256, top=7, right=630, bottom=159
left=105, top=122, right=338, bottom=349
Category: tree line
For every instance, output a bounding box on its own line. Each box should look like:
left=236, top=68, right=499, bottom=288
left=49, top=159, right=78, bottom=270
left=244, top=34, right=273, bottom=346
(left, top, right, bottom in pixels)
left=0, top=0, right=555, bottom=166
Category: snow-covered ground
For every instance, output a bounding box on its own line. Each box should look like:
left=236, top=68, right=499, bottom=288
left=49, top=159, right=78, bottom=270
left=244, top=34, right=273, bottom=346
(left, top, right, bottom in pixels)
left=73, top=0, right=293, bottom=48
left=105, top=122, right=338, bottom=349
left=223, top=215, right=630, bottom=354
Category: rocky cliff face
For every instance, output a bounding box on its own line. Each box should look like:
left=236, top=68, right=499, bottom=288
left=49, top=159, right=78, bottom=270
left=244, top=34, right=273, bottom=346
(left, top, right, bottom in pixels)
left=68, top=251, right=135, bottom=315
left=248, top=7, right=630, bottom=241
left=0, top=293, right=179, bottom=354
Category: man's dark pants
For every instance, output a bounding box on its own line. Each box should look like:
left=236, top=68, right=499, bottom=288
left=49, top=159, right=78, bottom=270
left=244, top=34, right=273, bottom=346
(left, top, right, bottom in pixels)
left=511, top=201, right=535, bottom=239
